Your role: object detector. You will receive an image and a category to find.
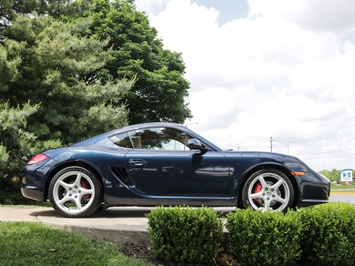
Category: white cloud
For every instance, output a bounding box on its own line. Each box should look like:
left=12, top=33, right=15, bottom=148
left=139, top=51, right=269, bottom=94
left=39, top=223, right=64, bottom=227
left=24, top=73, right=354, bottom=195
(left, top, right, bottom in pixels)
left=136, top=0, right=355, bottom=171
left=248, top=0, right=354, bottom=33
left=135, top=0, right=169, bottom=15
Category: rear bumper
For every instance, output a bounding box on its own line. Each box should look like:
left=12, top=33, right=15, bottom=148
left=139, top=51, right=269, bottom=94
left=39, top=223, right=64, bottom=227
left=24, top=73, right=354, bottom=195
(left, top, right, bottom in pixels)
left=20, top=160, right=52, bottom=202
left=20, top=186, right=45, bottom=202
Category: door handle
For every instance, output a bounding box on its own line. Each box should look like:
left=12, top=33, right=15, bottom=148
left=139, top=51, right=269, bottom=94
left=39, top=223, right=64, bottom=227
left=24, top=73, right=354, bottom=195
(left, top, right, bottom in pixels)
left=128, top=159, right=147, bottom=167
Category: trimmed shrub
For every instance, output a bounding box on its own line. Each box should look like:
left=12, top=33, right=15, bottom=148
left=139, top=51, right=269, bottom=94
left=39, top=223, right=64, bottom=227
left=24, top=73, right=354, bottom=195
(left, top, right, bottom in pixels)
left=299, top=202, right=355, bottom=266
left=226, top=209, right=302, bottom=266
left=146, top=206, right=223, bottom=264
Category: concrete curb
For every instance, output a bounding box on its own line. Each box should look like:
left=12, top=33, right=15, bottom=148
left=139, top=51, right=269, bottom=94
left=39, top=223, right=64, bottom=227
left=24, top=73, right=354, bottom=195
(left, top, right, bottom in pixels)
left=0, top=206, right=153, bottom=247
left=60, top=226, right=151, bottom=247
left=0, top=206, right=236, bottom=248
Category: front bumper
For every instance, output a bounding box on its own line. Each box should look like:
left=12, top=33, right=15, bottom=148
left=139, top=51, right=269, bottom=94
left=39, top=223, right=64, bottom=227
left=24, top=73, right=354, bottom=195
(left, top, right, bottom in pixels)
left=298, top=171, right=331, bottom=206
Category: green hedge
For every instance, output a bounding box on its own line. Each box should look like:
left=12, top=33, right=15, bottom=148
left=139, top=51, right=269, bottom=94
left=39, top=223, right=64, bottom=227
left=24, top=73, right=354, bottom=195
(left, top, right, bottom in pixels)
left=298, top=202, right=355, bottom=266
left=146, top=203, right=355, bottom=266
left=226, top=209, right=302, bottom=266
left=146, top=206, right=223, bottom=264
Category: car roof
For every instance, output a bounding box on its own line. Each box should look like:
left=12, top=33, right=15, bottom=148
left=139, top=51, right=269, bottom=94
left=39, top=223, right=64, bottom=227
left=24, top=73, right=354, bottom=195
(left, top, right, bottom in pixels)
left=71, top=122, right=190, bottom=146
left=115, top=122, right=187, bottom=132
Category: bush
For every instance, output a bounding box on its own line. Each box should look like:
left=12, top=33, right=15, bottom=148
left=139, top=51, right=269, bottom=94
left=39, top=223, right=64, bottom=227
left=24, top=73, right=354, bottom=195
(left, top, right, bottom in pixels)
left=226, top=209, right=302, bottom=266
left=299, top=203, right=355, bottom=266
left=146, top=203, right=354, bottom=265
left=146, top=206, right=224, bottom=264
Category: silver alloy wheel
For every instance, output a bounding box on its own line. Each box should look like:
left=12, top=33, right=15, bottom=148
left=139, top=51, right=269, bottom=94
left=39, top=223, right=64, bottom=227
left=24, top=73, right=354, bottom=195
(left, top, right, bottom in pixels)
left=52, top=169, right=96, bottom=215
left=242, top=169, right=294, bottom=212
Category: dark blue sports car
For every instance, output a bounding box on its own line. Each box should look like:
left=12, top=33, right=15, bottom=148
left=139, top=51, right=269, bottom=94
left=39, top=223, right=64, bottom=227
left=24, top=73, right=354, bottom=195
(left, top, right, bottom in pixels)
left=21, top=122, right=330, bottom=217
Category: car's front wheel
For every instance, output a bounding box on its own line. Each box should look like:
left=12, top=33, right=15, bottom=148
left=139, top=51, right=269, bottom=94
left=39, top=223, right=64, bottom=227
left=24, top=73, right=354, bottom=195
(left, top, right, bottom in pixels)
left=48, top=166, right=102, bottom=218
left=241, top=169, right=294, bottom=212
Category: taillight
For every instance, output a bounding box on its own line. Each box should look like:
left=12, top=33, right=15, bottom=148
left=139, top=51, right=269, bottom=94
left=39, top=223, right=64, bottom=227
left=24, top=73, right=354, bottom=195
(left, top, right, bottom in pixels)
left=27, top=154, right=49, bottom=165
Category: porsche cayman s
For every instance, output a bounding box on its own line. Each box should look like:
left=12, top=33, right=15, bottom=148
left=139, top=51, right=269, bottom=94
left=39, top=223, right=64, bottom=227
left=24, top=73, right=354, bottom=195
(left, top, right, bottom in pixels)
left=21, top=122, right=330, bottom=217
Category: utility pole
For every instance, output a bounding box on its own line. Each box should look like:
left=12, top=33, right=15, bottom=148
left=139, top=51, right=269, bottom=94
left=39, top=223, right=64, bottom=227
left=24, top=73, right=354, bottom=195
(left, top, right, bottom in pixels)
left=270, top=137, right=289, bottom=154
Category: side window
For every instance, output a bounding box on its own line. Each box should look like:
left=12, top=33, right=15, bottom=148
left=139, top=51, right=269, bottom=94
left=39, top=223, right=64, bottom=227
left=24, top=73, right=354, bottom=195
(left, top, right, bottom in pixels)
left=109, top=132, right=133, bottom=148
left=128, top=127, right=191, bottom=150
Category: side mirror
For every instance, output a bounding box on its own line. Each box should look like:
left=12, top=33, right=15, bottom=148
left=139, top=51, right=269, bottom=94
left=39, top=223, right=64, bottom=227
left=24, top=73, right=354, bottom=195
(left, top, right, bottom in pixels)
left=187, top=139, right=209, bottom=153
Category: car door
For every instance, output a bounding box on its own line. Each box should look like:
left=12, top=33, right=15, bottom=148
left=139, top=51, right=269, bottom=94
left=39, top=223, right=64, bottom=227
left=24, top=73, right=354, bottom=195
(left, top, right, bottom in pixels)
left=124, top=126, right=231, bottom=197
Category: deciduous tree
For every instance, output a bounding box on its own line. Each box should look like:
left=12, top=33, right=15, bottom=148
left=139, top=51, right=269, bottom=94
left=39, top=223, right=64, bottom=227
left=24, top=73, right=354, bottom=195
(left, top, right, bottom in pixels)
left=62, top=0, right=192, bottom=124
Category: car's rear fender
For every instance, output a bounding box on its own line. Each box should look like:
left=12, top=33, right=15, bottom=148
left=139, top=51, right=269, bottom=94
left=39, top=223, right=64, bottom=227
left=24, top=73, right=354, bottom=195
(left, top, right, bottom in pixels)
left=43, top=160, right=106, bottom=202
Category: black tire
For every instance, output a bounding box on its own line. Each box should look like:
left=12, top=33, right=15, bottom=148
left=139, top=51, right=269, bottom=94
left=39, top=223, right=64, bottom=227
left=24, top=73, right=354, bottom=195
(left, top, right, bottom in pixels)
left=48, top=166, right=102, bottom=218
left=241, top=169, right=294, bottom=211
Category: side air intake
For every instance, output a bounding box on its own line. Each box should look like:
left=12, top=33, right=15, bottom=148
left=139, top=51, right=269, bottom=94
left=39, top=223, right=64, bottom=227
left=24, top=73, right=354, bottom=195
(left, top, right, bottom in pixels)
left=111, top=167, right=136, bottom=187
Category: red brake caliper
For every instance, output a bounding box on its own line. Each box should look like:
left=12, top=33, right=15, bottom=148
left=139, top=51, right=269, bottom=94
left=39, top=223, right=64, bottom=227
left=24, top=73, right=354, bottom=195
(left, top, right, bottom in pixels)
left=253, top=181, right=262, bottom=203
left=81, top=180, right=90, bottom=199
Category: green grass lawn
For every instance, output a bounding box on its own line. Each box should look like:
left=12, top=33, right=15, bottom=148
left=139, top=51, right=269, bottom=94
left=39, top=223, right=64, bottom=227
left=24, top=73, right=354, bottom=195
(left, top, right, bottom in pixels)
left=331, top=183, right=355, bottom=191
left=0, top=222, right=148, bottom=266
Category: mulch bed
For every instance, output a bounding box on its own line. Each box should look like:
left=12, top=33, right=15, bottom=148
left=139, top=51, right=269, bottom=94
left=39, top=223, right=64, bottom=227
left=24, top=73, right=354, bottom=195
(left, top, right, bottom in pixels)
left=119, top=242, right=238, bottom=266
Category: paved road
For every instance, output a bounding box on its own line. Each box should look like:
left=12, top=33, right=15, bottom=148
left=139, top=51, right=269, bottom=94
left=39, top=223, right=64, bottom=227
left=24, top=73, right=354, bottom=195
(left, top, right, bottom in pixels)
left=329, top=191, right=355, bottom=204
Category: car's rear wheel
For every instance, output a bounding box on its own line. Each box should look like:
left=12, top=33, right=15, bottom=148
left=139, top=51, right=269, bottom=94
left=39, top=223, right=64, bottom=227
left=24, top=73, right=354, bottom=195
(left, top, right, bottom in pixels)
left=241, top=169, right=294, bottom=212
left=48, top=166, right=102, bottom=218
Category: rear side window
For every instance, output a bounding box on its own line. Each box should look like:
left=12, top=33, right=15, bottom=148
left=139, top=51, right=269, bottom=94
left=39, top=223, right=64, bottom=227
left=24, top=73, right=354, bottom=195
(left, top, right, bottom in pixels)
left=110, top=132, right=133, bottom=148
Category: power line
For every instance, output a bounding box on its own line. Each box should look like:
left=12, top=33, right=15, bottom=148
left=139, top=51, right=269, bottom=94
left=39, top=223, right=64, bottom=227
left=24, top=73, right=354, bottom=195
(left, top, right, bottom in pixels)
left=286, top=116, right=355, bottom=144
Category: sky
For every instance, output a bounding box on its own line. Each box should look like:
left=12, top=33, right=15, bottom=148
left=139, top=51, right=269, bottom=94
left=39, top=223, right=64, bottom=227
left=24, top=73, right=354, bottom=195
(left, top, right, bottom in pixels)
left=135, top=0, right=355, bottom=172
